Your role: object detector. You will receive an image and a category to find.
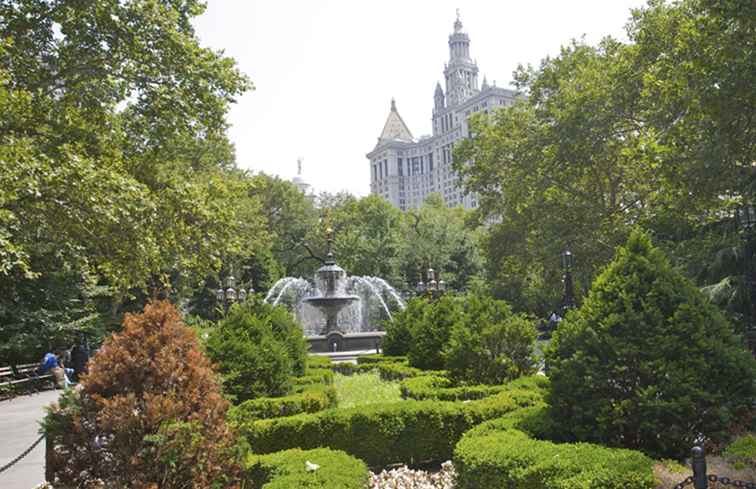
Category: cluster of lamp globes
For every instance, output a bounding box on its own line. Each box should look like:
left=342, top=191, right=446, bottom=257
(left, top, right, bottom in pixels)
left=416, top=268, right=447, bottom=295
left=215, top=276, right=254, bottom=304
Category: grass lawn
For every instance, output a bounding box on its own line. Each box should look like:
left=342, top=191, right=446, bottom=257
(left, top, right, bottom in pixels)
left=333, top=370, right=402, bottom=408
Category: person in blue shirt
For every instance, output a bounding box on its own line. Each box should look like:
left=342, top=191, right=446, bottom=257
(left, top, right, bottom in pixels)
left=38, top=350, right=59, bottom=375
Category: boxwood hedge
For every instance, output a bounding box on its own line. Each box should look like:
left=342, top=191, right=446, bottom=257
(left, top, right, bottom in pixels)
left=453, top=405, right=655, bottom=489
left=400, top=374, right=509, bottom=401
left=229, top=383, right=338, bottom=421
left=234, top=376, right=548, bottom=468
left=245, top=447, right=368, bottom=489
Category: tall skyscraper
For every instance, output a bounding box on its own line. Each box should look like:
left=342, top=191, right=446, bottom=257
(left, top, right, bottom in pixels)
left=367, top=11, right=518, bottom=210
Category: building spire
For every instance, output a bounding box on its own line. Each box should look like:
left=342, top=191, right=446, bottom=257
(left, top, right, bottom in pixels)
left=454, top=8, right=463, bottom=33
left=391, top=98, right=397, bottom=111
left=297, top=157, right=302, bottom=176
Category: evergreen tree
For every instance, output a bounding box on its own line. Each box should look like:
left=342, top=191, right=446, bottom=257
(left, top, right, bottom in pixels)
left=546, top=229, right=756, bottom=459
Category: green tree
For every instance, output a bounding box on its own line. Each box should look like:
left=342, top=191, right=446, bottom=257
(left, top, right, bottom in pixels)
left=546, top=229, right=756, bottom=459
left=382, top=297, right=427, bottom=356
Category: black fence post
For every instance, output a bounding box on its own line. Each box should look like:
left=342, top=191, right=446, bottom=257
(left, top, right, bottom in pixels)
left=692, top=446, right=708, bottom=489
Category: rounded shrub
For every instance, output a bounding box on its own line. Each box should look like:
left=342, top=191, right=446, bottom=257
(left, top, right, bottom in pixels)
left=546, top=229, right=756, bottom=459
left=245, top=447, right=369, bottom=488
left=454, top=406, right=655, bottom=489
left=44, top=300, right=240, bottom=488
left=446, top=295, right=537, bottom=385
left=206, top=299, right=307, bottom=402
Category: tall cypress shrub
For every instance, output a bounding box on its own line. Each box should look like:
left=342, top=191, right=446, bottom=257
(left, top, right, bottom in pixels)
left=546, top=229, right=756, bottom=459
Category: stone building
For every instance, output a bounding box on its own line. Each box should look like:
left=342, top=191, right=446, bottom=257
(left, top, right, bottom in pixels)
left=367, top=12, right=518, bottom=210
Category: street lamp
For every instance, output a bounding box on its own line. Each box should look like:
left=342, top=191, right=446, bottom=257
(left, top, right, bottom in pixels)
left=560, top=249, right=576, bottom=313
left=216, top=275, right=254, bottom=311
left=417, top=268, right=447, bottom=299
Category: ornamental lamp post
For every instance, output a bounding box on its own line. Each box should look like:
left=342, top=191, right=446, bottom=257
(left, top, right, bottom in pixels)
left=419, top=267, right=447, bottom=300
left=560, top=248, right=576, bottom=314
left=216, top=275, right=254, bottom=312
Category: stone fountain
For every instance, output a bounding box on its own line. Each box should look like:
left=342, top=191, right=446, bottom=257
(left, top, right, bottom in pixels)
left=264, top=224, right=404, bottom=353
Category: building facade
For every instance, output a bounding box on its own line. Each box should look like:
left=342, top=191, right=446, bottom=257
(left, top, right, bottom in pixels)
left=367, top=13, right=518, bottom=210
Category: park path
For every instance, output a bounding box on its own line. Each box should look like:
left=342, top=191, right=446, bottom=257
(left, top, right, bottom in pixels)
left=0, top=390, right=60, bottom=489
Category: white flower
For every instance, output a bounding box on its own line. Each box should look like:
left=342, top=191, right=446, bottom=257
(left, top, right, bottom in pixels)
left=305, top=460, right=320, bottom=472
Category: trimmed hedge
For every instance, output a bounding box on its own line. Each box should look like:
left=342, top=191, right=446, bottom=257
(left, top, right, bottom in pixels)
left=376, top=362, right=424, bottom=381
left=292, top=368, right=334, bottom=388
left=400, top=374, right=509, bottom=401
left=245, top=447, right=368, bottom=489
left=330, top=363, right=376, bottom=376
left=356, top=354, right=407, bottom=365
left=453, top=406, right=655, bottom=489
left=307, top=355, right=333, bottom=368
left=229, top=383, right=338, bottom=421
left=234, top=376, right=548, bottom=468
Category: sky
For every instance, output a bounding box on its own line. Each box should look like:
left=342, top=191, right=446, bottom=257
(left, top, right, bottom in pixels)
left=192, top=0, right=648, bottom=196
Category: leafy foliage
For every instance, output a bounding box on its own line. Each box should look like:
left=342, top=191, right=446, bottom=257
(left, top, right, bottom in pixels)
left=43, top=300, right=240, bottom=489
left=407, top=295, right=463, bottom=370
left=206, top=299, right=307, bottom=402
left=546, top=229, right=756, bottom=459
left=446, top=296, right=537, bottom=385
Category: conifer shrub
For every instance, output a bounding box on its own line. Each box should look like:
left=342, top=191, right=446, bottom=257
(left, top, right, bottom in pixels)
left=408, top=294, right=463, bottom=370
left=446, top=295, right=537, bottom=385
left=44, top=300, right=240, bottom=489
left=206, top=299, right=308, bottom=402
left=382, top=298, right=426, bottom=356
left=546, top=229, right=756, bottom=459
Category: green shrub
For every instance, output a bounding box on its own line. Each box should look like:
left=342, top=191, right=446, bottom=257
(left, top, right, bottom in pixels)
left=229, top=383, right=338, bottom=421
left=245, top=447, right=368, bottom=488
left=408, top=295, right=462, bottom=370
left=330, top=363, right=376, bottom=375
left=206, top=300, right=306, bottom=402
left=376, top=361, right=424, bottom=381
left=454, top=423, right=655, bottom=489
left=356, top=353, right=406, bottom=365
left=724, top=434, right=756, bottom=468
left=400, top=374, right=508, bottom=401
left=292, top=368, right=334, bottom=388
left=446, top=295, right=537, bottom=385
left=383, top=299, right=426, bottom=356
left=234, top=376, right=548, bottom=468
left=307, top=355, right=333, bottom=369
left=546, top=229, right=756, bottom=459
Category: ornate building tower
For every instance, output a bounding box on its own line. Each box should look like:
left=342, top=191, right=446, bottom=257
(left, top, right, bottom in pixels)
left=444, top=10, right=479, bottom=107
left=368, top=11, right=518, bottom=211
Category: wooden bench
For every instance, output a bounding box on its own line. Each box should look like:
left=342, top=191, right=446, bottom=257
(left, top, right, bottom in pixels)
left=0, top=363, right=55, bottom=399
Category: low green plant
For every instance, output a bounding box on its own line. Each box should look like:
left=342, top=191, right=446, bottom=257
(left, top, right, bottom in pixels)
left=245, top=447, right=368, bottom=488
left=233, top=375, right=548, bottom=468
left=228, top=383, right=338, bottom=422
left=333, top=371, right=402, bottom=408
left=724, top=434, right=756, bottom=468
left=408, top=295, right=462, bottom=370
left=400, top=374, right=508, bottom=401
left=454, top=405, right=655, bottom=489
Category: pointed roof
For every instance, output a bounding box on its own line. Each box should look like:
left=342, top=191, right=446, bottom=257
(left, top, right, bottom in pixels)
left=378, top=98, right=413, bottom=143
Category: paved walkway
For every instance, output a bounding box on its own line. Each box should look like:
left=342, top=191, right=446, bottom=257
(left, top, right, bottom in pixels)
left=0, top=390, right=60, bottom=489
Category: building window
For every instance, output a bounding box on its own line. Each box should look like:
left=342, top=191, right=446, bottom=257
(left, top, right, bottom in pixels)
left=398, top=158, right=403, bottom=176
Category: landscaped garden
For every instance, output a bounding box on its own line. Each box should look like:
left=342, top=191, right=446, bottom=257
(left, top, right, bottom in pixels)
left=39, top=230, right=755, bottom=488
left=2, top=0, right=755, bottom=487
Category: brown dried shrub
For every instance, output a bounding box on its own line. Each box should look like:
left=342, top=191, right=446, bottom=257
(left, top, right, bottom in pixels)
left=44, top=300, right=241, bottom=489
